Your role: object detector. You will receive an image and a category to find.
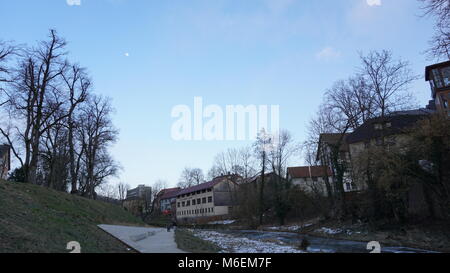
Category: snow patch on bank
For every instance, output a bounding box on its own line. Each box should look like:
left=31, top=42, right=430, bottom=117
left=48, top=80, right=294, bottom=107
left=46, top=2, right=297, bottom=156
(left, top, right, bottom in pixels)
left=266, top=223, right=313, bottom=232
left=315, top=227, right=343, bottom=235
left=192, top=230, right=305, bottom=253
left=207, top=220, right=236, bottom=225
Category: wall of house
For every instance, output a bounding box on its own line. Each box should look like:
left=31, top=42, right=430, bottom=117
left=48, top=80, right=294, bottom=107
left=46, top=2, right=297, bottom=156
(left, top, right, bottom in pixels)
left=0, top=152, right=10, bottom=180
left=160, top=197, right=176, bottom=211
left=349, top=134, right=411, bottom=192
left=176, top=188, right=216, bottom=220
left=175, top=180, right=236, bottom=221
left=292, top=177, right=328, bottom=196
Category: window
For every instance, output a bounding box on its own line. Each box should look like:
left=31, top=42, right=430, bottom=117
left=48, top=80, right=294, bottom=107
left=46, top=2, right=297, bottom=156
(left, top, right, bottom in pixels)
left=443, top=97, right=449, bottom=109
left=182, top=201, right=185, bottom=207
left=386, top=122, right=392, bottom=128
left=186, top=200, right=190, bottom=206
left=346, top=183, right=351, bottom=191
left=375, top=137, right=383, bottom=146
left=202, top=197, right=207, bottom=204
left=197, top=198, right=201, bottom=204
left=202, top=189, right=206, bottom=193
left=207, top=188, right=212, bottom=192
left=177, top=202, right=180, bottom=208
left=208, top=196, right=213, bottom=203
left=192, top=199, right=196, bottom=205
left=432, top=68, right=444, bottom=88
left=442, top=66, right=450, bottom=87
left=211, top=207, right=214, bottom=213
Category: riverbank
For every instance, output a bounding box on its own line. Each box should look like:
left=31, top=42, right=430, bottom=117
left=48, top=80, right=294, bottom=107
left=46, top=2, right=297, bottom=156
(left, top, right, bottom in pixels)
left=259, top=219, right=450, bottom=253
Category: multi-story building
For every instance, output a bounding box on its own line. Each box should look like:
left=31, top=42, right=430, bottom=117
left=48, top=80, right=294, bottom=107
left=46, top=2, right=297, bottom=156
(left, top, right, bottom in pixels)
left=425, top=60, right=450, bottom=117
left=346, top=109, right=434, bottom=191
left=175, top=175, right=239, bottom=222
left=123, top=184, right=152, bottom=216
left=0, top=145, right=10, bottom=180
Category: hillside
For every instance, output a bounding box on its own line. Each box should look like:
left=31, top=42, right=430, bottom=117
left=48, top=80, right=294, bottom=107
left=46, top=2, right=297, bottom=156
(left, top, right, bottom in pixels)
left=0, top=181, right=144, bottom=253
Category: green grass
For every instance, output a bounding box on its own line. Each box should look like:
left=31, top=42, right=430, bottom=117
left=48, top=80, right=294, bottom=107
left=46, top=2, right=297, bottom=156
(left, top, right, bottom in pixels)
left=175, top=228, right=222, bottom=253
left=145, top=215, right=172, bottom=227
left=0, top=181, right=144, bottom=253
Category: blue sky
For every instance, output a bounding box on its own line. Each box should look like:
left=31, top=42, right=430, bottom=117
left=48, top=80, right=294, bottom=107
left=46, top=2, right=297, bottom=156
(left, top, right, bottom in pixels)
left=1, top=0, right=437, bottom=188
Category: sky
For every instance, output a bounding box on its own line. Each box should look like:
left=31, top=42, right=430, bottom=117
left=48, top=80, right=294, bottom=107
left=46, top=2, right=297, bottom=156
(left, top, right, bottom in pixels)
left=0, top=0, right=438, bottom=188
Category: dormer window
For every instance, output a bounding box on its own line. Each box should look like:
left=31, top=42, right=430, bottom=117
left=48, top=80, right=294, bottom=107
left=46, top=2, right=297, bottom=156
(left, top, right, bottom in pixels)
left=426, top=61, right=450, bottom=95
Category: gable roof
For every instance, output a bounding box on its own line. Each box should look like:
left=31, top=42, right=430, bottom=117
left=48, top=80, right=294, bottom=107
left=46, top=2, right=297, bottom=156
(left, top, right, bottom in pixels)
left=346, top=111, right=430, bottom=144
left=159, top=188, right=181, bottom=200
left=176, top=174, right=240, bottom=196
left=316, top=133, right=350, bottom=162
left=287, top=166, right=333, bottom=179
left=318, top=134, right=350, bottom=152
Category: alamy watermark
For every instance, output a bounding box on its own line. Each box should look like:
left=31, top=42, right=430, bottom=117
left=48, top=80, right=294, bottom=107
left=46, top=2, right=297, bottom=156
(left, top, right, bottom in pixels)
left=171, top=97, right=280, bottom=143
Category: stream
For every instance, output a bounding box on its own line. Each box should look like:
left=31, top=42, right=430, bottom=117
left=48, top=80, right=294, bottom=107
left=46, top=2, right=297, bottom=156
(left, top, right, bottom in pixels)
left=213, top=229, right=438, bottom=253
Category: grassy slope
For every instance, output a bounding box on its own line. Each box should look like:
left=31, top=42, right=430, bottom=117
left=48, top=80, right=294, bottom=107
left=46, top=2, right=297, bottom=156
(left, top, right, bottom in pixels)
left=0, top=181, right=144, bottom=253
left=175, top=228, right=222, bottom=253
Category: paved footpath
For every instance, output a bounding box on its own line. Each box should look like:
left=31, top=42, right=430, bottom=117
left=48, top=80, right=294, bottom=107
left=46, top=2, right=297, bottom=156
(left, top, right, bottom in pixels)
left=98, top=224, right=187, bottom=253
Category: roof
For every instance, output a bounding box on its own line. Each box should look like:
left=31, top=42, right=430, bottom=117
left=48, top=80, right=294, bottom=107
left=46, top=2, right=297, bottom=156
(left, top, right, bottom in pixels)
left=159, top=188, right=181, bottom=200
left=318, top=134, right=350, bottom=152
left=240, top=172, right=284, bottom=185
left=425, top=60, right=450, bottom=81
left=176, top=175, right=239, bottom=196
left=287, top=166, right=333, bottom=179
left=346, top=111, right=430, bottom=144
left=316, top=133, right=350, bottom=162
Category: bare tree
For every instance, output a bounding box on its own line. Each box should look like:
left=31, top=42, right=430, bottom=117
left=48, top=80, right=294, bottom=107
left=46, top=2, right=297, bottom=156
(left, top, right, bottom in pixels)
left=0, top=40, right=16, bottom=107
left=359, top=50, right=419, bottom=118
left=61, top=63, right=90, bottom=194
left=117, top=182, right=130, bottom=201
left=77, top=95, right=119, bottom=198
left=149, top=179, right=168, bottom=213
left=305, top=104, right=352, bottom=218
left=177, top=167, right=204, bottom=188
left=420, top=0, right=450, bottom=60
left=253, top=128, right=273, bottom=225
left=1, top=30, right=68, bottom=184
left=208, top=146, right=257, bottom=180
left=268, top=130, right=299, bottom=225
left=325, top=76, right=375, bottom=130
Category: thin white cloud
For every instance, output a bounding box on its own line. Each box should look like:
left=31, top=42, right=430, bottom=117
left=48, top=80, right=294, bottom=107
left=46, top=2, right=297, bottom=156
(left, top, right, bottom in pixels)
left=366, top=0, right=381, bottom=7
left=124, top=53, right=130, bottom=57
left=316, top=47, right=341, bottom=61
left=265, top=0, right=295, bottom=14
left=66, top=0, right=81, bottom=6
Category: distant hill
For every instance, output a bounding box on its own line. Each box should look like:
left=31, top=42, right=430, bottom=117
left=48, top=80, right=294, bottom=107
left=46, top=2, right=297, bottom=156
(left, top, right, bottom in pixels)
left=0, top=181, right=144, bottom=253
